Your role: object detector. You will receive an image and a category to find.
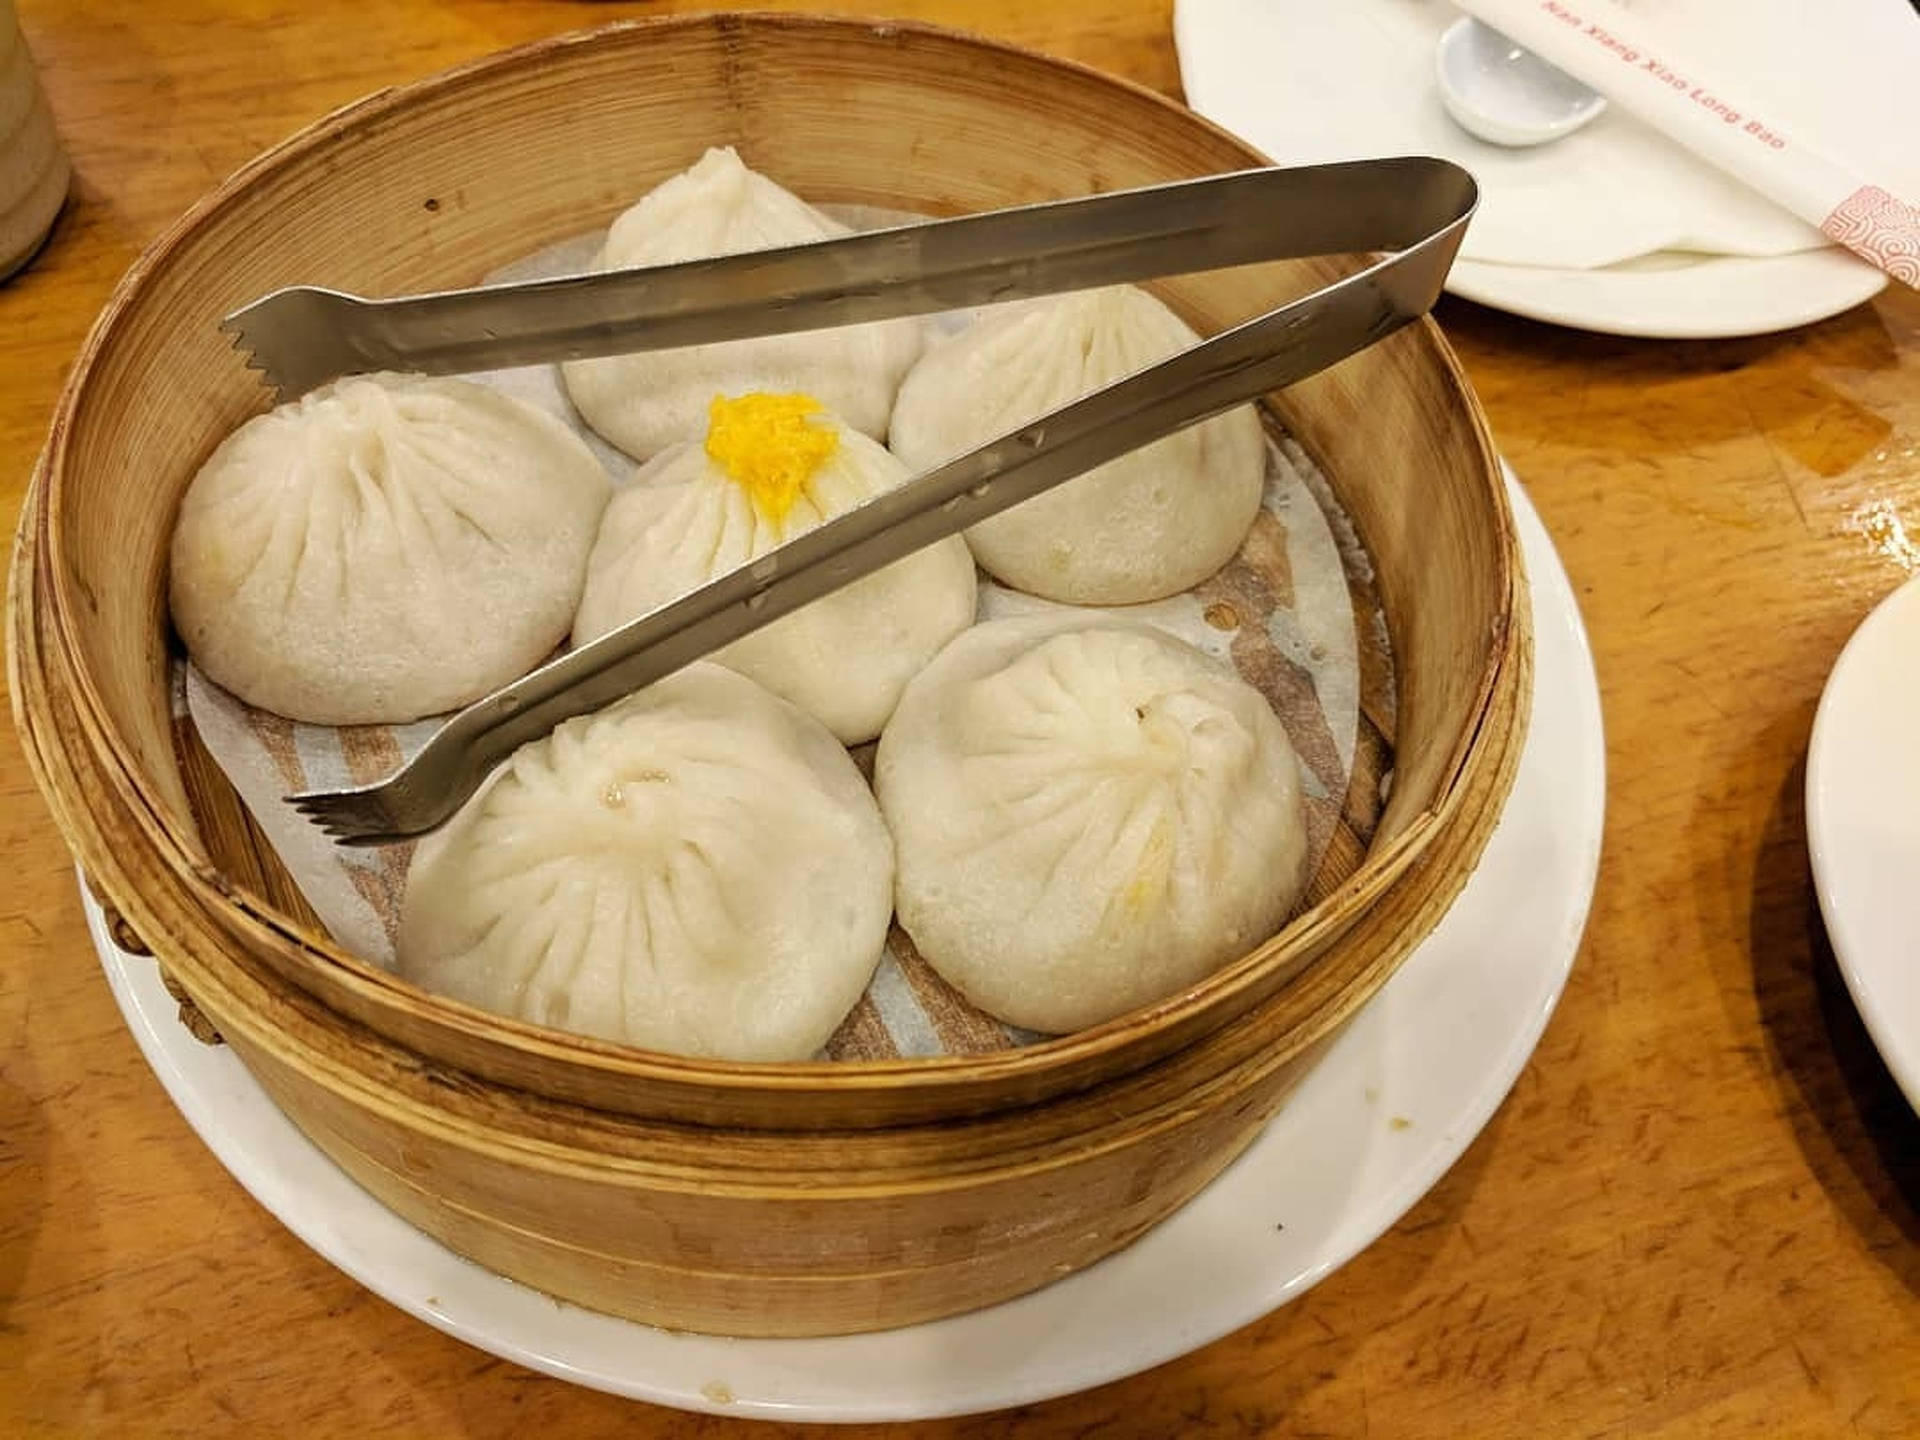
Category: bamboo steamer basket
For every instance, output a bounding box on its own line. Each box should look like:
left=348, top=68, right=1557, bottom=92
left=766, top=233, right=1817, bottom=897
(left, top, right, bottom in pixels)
left=10, top=14, right=1530, bottom=1336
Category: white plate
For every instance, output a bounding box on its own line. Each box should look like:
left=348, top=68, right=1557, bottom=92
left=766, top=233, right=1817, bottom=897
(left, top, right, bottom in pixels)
left=91, top=470, right=1605, bottom=1422
left=1447, top=249, right=1887, bottom=340
left=1173, top=0, right=1895, bottom=337
left=1807, top=576, right=1920, bottom=1110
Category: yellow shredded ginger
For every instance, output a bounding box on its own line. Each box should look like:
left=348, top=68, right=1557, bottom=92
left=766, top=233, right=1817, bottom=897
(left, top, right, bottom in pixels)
left=704, top=392, right=840, bottom=524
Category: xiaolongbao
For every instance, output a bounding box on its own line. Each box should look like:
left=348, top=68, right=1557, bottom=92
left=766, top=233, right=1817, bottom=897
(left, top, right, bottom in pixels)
left=888, top=285, right=1266, bottom=604
left=396, top=663, right=894, bottom=1062
left=561, top=147, right=924, bottom=460
left=874, top=613, right=1309, bottom=1034
left=170, top=371, right=610, bottom=725
left=573, top=392, right=977, bottom=746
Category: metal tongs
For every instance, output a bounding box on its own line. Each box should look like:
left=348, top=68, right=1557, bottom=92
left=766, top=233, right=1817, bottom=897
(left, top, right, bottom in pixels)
left=226, top=158, right=1476, bottom=844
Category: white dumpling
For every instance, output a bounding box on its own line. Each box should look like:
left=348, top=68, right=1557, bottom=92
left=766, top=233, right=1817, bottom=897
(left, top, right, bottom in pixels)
left=573, top=392, right=977, bottom=746
left=875, top=613, right=1309, bottom=1034
left=169, top=372, right=610, bottom=725
left=889, top=286, right=1267, bottom=604
left=397, top=664, right=894, bottom=1062
left=561, top=147, right=924, bottom=460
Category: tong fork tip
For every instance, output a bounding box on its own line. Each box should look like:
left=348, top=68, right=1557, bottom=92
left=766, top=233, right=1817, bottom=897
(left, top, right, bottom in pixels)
left=284, top=787, right=408, bottom=847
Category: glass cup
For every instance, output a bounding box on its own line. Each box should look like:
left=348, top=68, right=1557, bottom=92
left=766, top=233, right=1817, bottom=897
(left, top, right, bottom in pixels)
left=1, top=0, right=70, bottom=282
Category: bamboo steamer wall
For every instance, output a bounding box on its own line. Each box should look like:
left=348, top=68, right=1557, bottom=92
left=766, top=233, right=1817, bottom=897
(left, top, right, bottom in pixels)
left=11, top=16, right=1529, bottom=1333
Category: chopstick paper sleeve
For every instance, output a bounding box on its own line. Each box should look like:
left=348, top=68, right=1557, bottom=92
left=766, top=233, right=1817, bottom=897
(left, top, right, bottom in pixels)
left=1452, top=0, right=1919, bottom=288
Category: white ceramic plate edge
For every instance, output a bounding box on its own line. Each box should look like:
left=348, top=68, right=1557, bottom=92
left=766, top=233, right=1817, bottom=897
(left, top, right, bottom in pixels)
left=88, top=468, right=1605, bottom=1422
left=1446, top=251, right=1887, bottom=340
left=1806, top=574, right=1920, bottom=1110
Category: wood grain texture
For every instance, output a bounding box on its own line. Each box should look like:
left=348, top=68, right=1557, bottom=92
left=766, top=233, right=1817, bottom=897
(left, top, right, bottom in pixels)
left=1, top=0, right=1916, bottom=1433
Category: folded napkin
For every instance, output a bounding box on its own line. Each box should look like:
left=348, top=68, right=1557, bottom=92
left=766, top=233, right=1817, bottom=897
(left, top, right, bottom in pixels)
left=1175, top=0, right=1920, bottom=271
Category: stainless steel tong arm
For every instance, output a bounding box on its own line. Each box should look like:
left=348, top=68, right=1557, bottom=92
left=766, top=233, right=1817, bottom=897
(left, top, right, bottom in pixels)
left=225, top=158, right=1476, bottom=398
left=273, top=158, right=1478, bottom=843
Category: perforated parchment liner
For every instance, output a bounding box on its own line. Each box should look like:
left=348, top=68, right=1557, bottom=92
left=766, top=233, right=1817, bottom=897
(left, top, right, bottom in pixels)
left=178, top=219, right=1397, bottom=1062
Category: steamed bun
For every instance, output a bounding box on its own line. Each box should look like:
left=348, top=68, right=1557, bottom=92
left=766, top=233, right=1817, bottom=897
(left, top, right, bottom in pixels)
left=169, top=372, right=610, bottom=725
left=875, top=613, right=1309, bottom=1034
left=396, top=664, right=894, bottom=1062
left=888, top=286, right=1266, bottom=604
left=562, top=147, right=924, bottom=459
left=573, top=392, right=976, bottom=745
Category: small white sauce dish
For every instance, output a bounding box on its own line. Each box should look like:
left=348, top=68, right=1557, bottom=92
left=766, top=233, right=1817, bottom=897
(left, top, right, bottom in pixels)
left=1435, top=16, right=1608, bottom=148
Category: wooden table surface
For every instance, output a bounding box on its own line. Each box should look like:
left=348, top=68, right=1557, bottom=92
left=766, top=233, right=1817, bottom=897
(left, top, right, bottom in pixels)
left=3, top=2, right=1917, bottom=1435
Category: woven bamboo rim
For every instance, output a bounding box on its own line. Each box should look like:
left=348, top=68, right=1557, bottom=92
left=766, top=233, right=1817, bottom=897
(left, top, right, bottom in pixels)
left=13, top=14, right=1525, bottom=1132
